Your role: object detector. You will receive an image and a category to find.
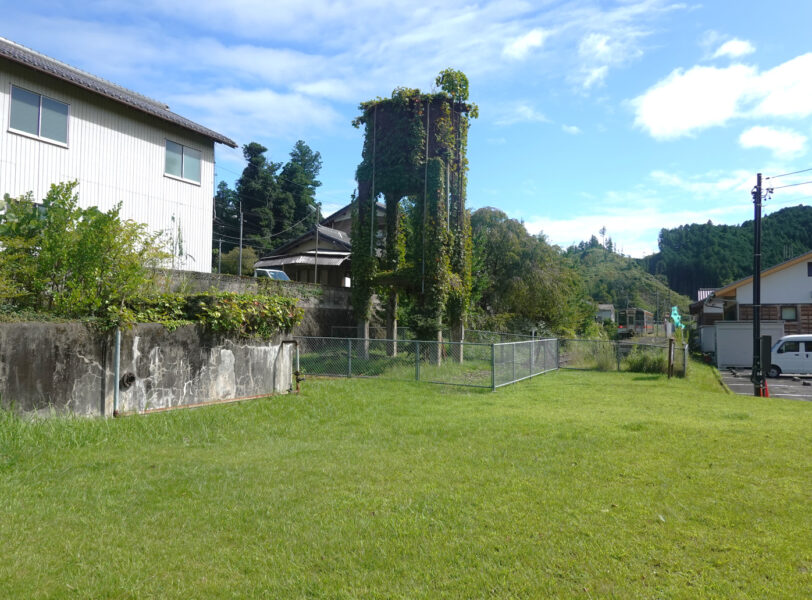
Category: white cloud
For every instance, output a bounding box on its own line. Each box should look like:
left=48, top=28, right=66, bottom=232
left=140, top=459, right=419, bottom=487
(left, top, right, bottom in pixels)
left=562, top=124, right=581, bottom=135
left=739, top=126, right=807, bottom=158
left=649, top=169, right=753, bottom=195
left=631, top=64, right=755, bottom=139
left=169, top=88, right=342, bottom=145
left=292, top=79, right=357, bottom=102
left=712, top=38, right=755, bottom=59
left=581, top=66, right=609, bottom=90
left=502, top=28, right=547, bottom=60
left=494, top=102, right=549, bottom=126
left=753, top=54, right=812, bottom=119
left=579, top=33, right=614, bottom=62
left=632, top=53, right=812, bottom=140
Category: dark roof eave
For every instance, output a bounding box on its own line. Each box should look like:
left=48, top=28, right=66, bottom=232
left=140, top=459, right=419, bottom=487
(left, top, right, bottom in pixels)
left=0, top=38, right=237, bottom=148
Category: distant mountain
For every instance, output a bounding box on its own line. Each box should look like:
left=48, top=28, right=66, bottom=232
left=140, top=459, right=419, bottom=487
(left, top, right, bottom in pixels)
left=564, top=242, right=691, bottom=318
left=640, top=205, right=812, bottom=299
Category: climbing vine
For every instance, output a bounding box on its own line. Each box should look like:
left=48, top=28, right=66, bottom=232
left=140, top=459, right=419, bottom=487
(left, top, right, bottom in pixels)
left=350, top=69, right=476, bottom=342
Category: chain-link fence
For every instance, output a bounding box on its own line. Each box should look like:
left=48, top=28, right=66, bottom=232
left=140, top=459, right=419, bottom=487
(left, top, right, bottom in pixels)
left=493, top=339, right=559, bottom=388
left=295, top=336, right=558, bottom=389
left=328, top=327, right=537, bottom=344
left=296, top=336, right=688, bottom=388
left=559, top=339, right=688, bottom=377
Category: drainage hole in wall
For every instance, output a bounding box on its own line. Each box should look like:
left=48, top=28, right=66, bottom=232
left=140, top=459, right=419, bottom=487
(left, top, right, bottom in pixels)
left=119, top=372, right=136, bottom=390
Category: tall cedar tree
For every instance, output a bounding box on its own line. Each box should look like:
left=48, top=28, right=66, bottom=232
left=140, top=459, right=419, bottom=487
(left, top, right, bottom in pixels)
left=215, top=141, right=322, bottom=260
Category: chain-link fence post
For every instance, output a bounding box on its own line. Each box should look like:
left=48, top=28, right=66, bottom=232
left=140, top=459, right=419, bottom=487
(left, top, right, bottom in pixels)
left=491, top=344, right=496, bottom=391
left=616, top=341, right=621, bottom=371
left=347, top=338, right=352, bottom=378
left=683, top=343, right=688, bottom=377
left=415, top=340, right=421, bottom=381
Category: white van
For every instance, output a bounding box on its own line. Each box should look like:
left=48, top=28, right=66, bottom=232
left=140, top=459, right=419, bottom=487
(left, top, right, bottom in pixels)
left=767, top=335, right=812, bottom=377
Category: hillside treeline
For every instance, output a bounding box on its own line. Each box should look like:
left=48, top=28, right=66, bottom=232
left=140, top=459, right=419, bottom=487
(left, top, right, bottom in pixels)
left=564, top=239, right=691, bottom=317
left=642, top=205, right=812, bottom=298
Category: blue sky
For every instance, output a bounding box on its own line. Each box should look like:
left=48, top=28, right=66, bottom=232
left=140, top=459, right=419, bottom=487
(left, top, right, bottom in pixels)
left=3, top=1, right=812, bottom=256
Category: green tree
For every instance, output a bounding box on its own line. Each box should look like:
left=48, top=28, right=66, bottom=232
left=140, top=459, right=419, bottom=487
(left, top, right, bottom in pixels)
left=275, top=140, right=322, bottom=246
left=237, top=142, right=281, bottom=254
left=219, top=246, right=258, bottom=276
left=213, top=180, right=240, bottom=254
left=470, top=207, right=587, bottom=334
left=0, top=182, right=167, bottom=317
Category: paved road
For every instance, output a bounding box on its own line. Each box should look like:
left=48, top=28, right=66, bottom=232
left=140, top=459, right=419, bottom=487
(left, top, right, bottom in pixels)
left=720, top=368, right=812, bottom=401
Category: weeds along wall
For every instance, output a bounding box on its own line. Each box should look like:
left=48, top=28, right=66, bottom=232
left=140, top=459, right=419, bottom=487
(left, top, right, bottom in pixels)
left=351, top=71, right=476, bottom=342
left=0, top=323, right=294, bottom=416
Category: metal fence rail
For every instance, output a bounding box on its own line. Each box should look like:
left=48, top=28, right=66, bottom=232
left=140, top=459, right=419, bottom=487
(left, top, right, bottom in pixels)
left=559, top=339, right=688, bottom=377
left=296, top=336, right=688, bottom=389
left=295, top=336, right=558, bottom=389
left=328, top=327, right=538, bottom=344
left=493, top=339, right=559, bottom=388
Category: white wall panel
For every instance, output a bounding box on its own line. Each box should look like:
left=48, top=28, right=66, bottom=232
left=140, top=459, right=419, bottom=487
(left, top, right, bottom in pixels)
left=0, top=59, right=217, bottom=272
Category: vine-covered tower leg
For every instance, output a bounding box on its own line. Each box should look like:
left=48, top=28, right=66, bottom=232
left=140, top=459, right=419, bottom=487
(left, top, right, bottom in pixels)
left=384, top=192, right=402, bottom=356
left=415, top=158, right=450, bottom=365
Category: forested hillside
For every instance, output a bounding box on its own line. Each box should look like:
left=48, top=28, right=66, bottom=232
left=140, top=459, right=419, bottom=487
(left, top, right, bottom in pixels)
left=565, top=239, right=691, bottom=318
left=642, top=205, right=812, bottom=298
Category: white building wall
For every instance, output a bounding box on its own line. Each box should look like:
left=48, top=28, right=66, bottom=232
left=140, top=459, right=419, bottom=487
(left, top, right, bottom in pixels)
left=714, top=321, right=785, bottom=368
left=735, top=259, right=812, bottom=304
left=0, top=60, right=215, bottom=272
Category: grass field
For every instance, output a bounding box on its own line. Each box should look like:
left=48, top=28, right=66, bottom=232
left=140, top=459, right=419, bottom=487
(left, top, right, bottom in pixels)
left=1, top=363, right=810, bottom=598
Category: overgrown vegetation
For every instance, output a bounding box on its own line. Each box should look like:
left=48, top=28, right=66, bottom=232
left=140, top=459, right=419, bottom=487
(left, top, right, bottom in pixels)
left=105, top=292, right=303, bottom=338
left=0, top=182, right=166, bottom=316
left=0, top=183, right=303, bottom=337
left=471, top=207, right=596, bottom=337
left=351, top=69, right=475, bottom=340
left=1, top=368, right=809, bottom=597
left=624, top=347, right=668, bottom=373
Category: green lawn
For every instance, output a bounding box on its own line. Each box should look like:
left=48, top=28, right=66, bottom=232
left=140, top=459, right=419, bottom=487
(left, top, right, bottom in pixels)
left=1, top=364, right=810, bottom=598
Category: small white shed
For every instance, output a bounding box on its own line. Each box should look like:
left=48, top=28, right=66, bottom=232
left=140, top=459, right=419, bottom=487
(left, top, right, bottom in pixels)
left=715, top=321, right=785, bottom=368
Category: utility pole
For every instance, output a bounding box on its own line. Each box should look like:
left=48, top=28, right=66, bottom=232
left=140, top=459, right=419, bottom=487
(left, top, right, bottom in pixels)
left=238, top=202, right=244, bottom=277
left=314, top=203, right=320, bottom=284
left=751, top=173, right=764, bottom=396
left=217, top=238, right=222, bottom=274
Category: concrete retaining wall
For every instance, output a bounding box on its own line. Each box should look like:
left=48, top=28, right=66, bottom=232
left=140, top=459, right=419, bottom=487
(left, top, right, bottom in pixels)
left=0, top=322, right=293, bottom=417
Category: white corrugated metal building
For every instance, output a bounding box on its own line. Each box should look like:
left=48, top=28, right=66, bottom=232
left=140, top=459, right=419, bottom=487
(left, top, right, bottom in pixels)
left=0, top=37, right=237, bottom=273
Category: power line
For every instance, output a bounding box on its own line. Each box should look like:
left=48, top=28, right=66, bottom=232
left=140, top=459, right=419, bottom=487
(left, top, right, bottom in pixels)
left=765, top=167, right=812, bottom=180
left=767, top=179, right=812, bottom=191
left=214, top=212, right=315, bottom=240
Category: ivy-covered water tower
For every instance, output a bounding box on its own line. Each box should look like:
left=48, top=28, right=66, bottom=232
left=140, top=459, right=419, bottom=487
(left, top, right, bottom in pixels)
left=351, top=69, right=476, bottom=356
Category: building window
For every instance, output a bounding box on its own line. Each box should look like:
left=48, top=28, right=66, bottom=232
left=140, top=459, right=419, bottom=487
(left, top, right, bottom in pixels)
left=165, top=140, right=201, bottom=183
left=808, top=261, right=812, bottom=276
left=781, top=305, right=798, bottom=321
left=9, top=85, right=69, bottom=144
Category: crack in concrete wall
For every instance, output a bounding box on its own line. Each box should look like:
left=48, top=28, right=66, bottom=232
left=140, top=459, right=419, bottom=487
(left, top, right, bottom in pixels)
left=0, top=323, right=292, bottom=416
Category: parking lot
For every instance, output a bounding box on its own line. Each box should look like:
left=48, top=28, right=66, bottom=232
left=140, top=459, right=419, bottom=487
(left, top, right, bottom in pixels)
left=721, top=368, right=812, bottom=401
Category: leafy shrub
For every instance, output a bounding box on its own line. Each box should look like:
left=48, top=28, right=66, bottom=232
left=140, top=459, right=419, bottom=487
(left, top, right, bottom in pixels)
left=624, top=348, right=667, bottom=374
left=105, top=292, right=303, bottom=339
left=0, top=182, right=167, bottom=317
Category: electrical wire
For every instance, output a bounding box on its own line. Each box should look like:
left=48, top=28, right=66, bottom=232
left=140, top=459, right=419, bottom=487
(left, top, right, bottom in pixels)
left=765, top=167, right=812, bottom=180
left=767, top=179, right=812, bottom=190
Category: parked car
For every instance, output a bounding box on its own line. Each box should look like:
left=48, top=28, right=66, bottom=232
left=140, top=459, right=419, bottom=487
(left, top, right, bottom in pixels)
left=767, top=335, right=812, bottom=377
left=254, top=268, right=290, bottom=281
